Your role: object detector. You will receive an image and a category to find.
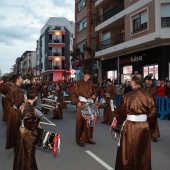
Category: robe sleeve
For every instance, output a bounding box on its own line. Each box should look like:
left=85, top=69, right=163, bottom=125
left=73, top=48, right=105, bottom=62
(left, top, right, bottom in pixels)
left=110, top=86, right=117, bottom=100
left=150, top=86, right=158, bottom=98
left=115, top=96, right=127, bottom=124
left=147, top=99, right=157, bottom=128
left=71, top=83, right=79, bottom=105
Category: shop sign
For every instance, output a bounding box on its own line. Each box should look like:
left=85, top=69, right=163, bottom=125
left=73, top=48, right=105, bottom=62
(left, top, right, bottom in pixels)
left=131, top=56, right=142, bottom=62
left=115, top=55, right=143, bottom=65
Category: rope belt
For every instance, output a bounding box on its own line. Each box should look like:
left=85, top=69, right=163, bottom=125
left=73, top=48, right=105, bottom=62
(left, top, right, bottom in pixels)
left=118, top=114, right=147, bottom=147
left=126, top=114, right=147, bottom=122
left=78, top=96, right=93, bottom=103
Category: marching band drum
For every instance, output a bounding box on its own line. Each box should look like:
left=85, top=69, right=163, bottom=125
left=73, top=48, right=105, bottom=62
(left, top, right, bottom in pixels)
left=81, top=100, right=99, bottom=129
left=35, top=108, right=60, bottom=156
left=41, top=98, right=56, bottom=110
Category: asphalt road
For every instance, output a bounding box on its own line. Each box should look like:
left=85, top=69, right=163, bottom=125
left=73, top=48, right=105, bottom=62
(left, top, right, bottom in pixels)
left=0, top=94, right=170, bottom=170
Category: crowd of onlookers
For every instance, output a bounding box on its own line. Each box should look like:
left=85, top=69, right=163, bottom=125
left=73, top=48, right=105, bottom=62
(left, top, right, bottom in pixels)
left=17, top=78, right=170, bottom=99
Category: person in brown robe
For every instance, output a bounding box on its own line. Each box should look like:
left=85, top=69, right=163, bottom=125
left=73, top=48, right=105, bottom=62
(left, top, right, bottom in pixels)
left=0, top=81, right=11, bottom=122
left=40, top=83, right=49, bottom=114
left=52, top=84, right=63, bottom=119
left=71, top=68, right=96, bottom=147
left=113, top=74, right=157, bottom=170
left=6, top=74, right=25, bottom=149
left=143, top=75, right=160, bottom=142
left=101, top=79, right=117, bottom=124
left=13, top=87, right=40, bottom=170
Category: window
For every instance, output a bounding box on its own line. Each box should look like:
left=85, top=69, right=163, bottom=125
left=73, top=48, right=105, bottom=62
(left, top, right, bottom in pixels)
left=123, top=66, right=132, bottom=74
left=107, top=70, right=117, bottom=80
left=161, top=3, right=170, bottom=27
left=102, top=32, right=111, bottom=49
left=132, top=10, right=148, bottom=34
left=78, top=17, right=87, bottom=32
left=77, top=40, right=87, bottom=52
left=143, top=64, right=158, bottom=79
left=78, top=0, right=86, bottom=12
left=91, top=14, right=96, bottom=26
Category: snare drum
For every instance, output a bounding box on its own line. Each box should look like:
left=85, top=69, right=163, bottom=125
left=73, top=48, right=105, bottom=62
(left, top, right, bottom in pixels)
left=81, top=103, right=99, bottom=118
left=81, top=103, right=99, bottom=128
left=36, top=128, right=60, bottom=156
left=37, top=128, right=58, bottom=150
left=41, top=98, right=56, bottom=110
left=99, top=98, right=108, bottom=107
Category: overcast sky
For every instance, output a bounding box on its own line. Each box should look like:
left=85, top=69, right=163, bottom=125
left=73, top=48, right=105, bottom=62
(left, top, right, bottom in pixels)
left=0, top=0, right=75, bottom=75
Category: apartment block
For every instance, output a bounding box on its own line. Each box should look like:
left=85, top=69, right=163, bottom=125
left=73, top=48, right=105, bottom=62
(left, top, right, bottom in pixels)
left=36, top=17, right=74, bottom=82
left=19, top=51, right=36, bottom=82
left=75, top=0, right=98, bottom=80
left=95, top=0, right=170, bottom=82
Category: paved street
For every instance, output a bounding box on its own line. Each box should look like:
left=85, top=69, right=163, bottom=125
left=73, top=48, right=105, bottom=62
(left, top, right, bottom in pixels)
left=0, top=94, right=170, bottom=170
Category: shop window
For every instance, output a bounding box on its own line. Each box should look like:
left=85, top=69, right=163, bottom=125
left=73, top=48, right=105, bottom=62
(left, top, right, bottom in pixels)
left=161, top=3, right=170, bottom=27
left=107, top=70, right=117, bottom=80
left=132, top=10, right=148, bottom=34
left=123, top=65, right=132, bottom=74
left=143, top=64, right=158, bottom=79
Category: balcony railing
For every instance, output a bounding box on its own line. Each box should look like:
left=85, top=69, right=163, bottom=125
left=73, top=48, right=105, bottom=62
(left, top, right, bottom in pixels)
left=49, top=52, right=63, bottom=56
left=49, top=39, right=62, bottom=43
left=133, top=22, right=147, bottom=34
left=48, top=66, right=60, bottom=70
left=96, top=34, right=124, bottom=51
left=96, top=2, right=124, bottom=25
left=161, top=17, right=170, bottom=27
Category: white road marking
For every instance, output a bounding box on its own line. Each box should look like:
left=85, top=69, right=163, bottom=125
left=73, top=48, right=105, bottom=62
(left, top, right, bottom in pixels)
left=86, top=150, right=114, bottom=170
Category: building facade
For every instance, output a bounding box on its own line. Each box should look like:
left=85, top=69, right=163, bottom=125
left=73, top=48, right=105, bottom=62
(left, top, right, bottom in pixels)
left=75, top=0, right=98, bottom=80
left=20, top=51, right=36, bottom=82
left=36, top=17, right=74, bottom=82
left=95, top=0, right=170, bottom=83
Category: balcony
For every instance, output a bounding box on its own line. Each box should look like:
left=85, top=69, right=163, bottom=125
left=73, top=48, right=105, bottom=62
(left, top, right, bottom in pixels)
left=48, top=66, right=60, bottom=70
left=48, top=29, right=65, bottom=35
left=96, top=33, right=124, bottom=51
left=49, top=39, right=62, bottom=43
left=96, top=2, right=124, bottom=26
left=48, top=39, right=65, bottom=48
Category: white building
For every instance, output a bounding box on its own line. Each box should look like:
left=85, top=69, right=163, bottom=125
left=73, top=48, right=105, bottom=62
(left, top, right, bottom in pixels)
left=36, top=17, right=75, bottom=82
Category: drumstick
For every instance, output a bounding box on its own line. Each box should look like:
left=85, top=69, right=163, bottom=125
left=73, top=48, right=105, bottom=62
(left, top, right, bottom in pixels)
left=41, top=116, right=56, bottom=126
left=40, top=122, right=56, bottom=126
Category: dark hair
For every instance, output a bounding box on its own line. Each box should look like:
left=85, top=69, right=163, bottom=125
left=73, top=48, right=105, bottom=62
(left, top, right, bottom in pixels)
left=83, top=68, right=91, bottom=75
left=131, top=74, right=143, bottom=87
left=106, top=78, right=112, bottom=83
left=27, top=87, right=38, bottom=100
left=12, top=74, right=21, bottom=83
left=144, top=75, right=151, bottom=81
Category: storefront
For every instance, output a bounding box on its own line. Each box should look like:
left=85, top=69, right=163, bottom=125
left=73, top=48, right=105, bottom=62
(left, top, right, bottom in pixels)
left=102, top=46, right=170, bottom=82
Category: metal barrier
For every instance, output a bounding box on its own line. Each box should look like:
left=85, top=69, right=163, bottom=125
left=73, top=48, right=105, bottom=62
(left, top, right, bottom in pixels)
left=155, top=97, right=170, bottom=120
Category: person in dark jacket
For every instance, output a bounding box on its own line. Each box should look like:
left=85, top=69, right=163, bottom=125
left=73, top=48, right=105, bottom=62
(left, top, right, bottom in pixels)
left=123, top=81, right=132, bottom=94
